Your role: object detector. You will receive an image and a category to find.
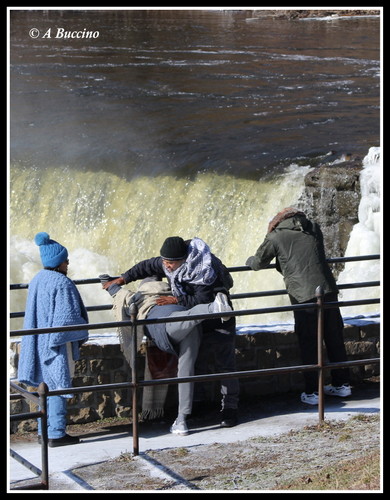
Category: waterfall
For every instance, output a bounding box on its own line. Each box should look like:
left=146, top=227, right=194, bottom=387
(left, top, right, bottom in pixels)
left=9, top=147, right=381, bottom=329
left=9, top=163, right=312, bottom=327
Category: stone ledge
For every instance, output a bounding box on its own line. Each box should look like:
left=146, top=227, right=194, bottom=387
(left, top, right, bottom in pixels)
left=9, top=322, right=380, bottom=432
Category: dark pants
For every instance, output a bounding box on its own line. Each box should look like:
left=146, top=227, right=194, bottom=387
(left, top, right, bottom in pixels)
left=294, top=293, right=350, bottom=394
left=194, top=318, right=239, bottom=410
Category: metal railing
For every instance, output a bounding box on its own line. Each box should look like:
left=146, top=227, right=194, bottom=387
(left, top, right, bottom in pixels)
left=9, top=254, right=380, bottom=490
left=9, top=382, right=49, bottom=490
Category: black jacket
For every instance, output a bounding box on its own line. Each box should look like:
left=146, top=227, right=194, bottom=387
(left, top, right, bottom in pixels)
left=121, top=256, right=235, bottom=332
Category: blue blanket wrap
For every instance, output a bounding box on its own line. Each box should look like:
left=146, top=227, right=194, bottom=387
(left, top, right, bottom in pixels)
left=17, top=270, right=89, bottom=394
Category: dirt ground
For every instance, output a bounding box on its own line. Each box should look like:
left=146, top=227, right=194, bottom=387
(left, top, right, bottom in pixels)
left=10, top=381, right=381, bottom=492
left=68, top=413, right=380, bottom=491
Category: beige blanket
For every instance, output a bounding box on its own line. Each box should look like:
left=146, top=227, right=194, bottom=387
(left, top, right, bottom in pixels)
left=111, top=281, right=173, bottom=420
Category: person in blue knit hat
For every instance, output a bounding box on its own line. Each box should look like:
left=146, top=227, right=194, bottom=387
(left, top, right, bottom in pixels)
left=17, top=232, right=89, bottom=447
left=36, top=232, right=69, bottom=269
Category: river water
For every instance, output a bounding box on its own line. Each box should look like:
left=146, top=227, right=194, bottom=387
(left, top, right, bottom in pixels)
left=9, top=9, right=381, bottom=325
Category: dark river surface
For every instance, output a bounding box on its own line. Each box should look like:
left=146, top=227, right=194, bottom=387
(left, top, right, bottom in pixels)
left=10, top=9, right=380, bottom=179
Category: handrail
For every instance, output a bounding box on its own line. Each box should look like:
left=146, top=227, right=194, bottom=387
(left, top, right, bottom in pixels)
left=9, top=280, right=380, bottom=319
left=9, top=382, right=49, bottom=490
left=8, top=254, right=380, bottom=289
left=9, top=292, right=380, bottom=455
left=8, top=297, right=380, bottom=338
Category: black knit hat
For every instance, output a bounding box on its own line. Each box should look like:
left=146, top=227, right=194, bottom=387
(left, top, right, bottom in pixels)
left=160, top=236, right=188, bottom=261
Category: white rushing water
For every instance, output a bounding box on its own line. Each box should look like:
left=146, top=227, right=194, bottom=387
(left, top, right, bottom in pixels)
left=9, top=162, right=312, bottom=329
left=9, top=147, right=381, bottom=333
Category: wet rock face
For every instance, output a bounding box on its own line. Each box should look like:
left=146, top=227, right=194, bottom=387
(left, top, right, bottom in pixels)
left=297, top=160, right=362, bottom=276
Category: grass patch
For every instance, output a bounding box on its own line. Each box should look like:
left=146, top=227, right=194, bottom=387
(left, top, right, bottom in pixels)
left=275, top=449, right=381, bottom=491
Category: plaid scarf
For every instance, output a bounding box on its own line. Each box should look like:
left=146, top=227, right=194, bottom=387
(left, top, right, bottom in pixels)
left=112, top=287, right=170, bottom=420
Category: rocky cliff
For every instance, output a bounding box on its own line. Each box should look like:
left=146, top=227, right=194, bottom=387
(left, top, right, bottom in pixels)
left=297, top=158, right=363, bottom=276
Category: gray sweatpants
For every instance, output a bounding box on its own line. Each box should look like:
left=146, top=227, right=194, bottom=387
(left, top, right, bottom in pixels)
left=165, top=304, right=211, bottom=415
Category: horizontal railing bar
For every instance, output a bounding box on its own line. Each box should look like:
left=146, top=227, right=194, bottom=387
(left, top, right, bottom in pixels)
left=325, top=298, right=380, bottom=308
left=43, top=365, right=323, bottom=396
left=231, top=281, right=380, bottom=301
left=10, top=357, right=379, bottom=400
left=9, top=265, right=380, bottom=485
left=134, top=357, right=381, bottom=387
left=8, top=303, right=320, bottom=337
left=215, top=255, right=381, bottom=274
left=321, top=358, right=381, bottom=370
left=9, top=297, right=380, bottom=338
left=9, top=280, right=380, bottom=318
left=10, top=411, right=43, bottom=422
left=10, top=304, right=114, bottom=319
left=8, top=254, right=380, bottom=289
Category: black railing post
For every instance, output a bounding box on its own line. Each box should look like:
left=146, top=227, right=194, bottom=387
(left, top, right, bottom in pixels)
left=37, top=382, right=49, bottom=489
left=316, top=286, right=325, bottom=424
left=129, top=302, right=139, bottom=456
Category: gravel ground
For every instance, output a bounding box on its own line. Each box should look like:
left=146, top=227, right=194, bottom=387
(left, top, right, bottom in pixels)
left=70, top=413, right=380, bottom=492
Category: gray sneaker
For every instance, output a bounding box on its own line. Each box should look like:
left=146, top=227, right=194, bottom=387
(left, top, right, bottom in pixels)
left=170, top=419, right=189, bottom=436
left=213, top=292, right=232, bottom=322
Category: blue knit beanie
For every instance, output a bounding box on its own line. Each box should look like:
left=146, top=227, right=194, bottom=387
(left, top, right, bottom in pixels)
left=35, top=232, right=68, bottom=268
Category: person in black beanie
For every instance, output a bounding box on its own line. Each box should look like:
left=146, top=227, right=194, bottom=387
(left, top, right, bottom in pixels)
left=102, top=236, right=239, bottom=427
left=100, top=275, right=233, bottom=436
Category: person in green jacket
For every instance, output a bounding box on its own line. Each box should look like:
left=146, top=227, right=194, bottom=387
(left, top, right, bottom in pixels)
left=245, top=207, right=351, bottom=405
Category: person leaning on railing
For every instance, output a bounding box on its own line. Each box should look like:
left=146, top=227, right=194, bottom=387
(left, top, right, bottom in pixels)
left=100, top=275, right=232, bottom=436
left=102, top=235, right=239, bottom=428
left=245, top=208, right=352, bottom=406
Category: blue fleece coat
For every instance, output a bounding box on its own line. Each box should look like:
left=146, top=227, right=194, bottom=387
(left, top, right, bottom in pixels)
left=17, top=270, right=89, bottom=393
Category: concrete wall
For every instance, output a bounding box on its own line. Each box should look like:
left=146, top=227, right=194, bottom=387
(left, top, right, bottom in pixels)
left=10, top=322, right=380, bottom=433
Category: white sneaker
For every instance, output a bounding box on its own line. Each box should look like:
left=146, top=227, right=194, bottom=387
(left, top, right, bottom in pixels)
left=301, top=392, right=319, bottom=405
left=213, top=292, right=232, bottom=322
left=170, top=419, right=189, bottom=436
left=324, top=384, right=352, bottom=397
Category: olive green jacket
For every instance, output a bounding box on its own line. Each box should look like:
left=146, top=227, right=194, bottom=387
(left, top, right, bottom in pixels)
left=246, top=214, right=338, bottom=303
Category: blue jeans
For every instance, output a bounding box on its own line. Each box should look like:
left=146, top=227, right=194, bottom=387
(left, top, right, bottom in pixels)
left=38, top=395, right=68, bottom=439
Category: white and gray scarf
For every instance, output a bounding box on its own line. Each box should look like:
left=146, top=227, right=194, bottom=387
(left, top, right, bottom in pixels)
left=163, top=237, right=217, bottom=296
